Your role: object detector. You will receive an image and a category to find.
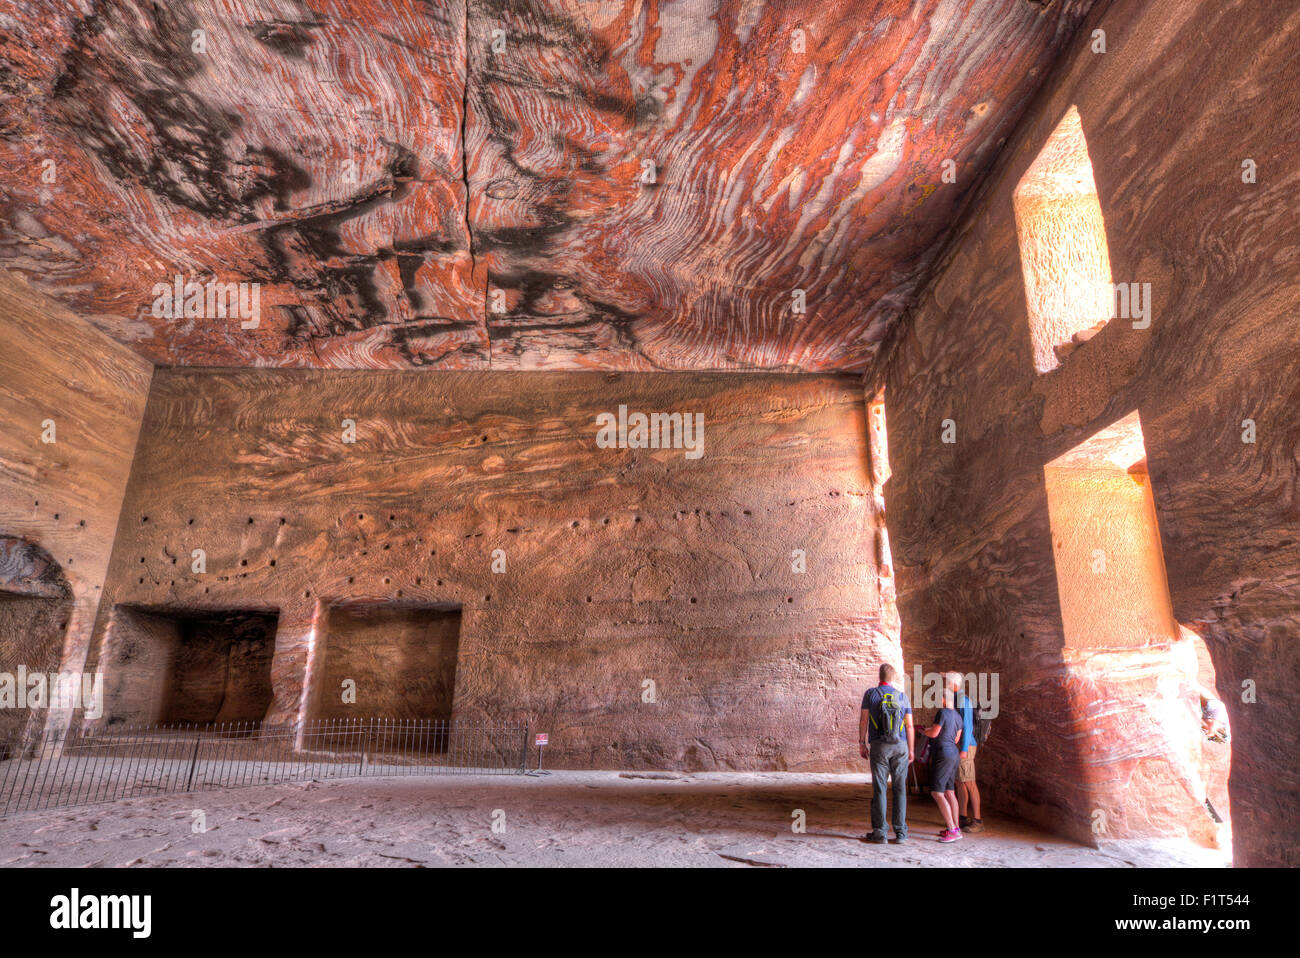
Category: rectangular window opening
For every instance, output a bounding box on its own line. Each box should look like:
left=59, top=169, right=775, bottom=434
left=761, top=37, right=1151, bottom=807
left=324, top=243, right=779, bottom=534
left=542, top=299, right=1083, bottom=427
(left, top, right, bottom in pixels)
left=1014, top=105, right=1114, bottom=373
left=1043, top=411, right=1178, bottom=649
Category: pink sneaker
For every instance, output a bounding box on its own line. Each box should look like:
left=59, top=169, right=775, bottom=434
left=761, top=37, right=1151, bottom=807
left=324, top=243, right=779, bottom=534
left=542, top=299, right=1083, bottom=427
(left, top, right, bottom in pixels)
left=939, top=828, right=963, bottom=843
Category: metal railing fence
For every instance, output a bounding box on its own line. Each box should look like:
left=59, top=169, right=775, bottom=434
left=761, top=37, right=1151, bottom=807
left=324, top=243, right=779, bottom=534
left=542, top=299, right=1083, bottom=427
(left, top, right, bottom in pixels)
left=0, top=717, right=528, bottom=816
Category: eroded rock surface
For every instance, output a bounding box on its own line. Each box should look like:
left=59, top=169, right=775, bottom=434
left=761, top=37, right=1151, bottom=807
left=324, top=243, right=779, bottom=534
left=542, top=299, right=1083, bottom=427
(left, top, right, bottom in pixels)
left=872, top=0, right=1300, bottom=866
left=0, top=0, right=1095, bottom=371
left=89, top=369, right=892, bottom=771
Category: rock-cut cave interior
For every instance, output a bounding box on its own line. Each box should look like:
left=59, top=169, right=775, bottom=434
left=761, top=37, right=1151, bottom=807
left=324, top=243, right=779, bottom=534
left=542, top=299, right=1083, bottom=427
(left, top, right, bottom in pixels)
left=0, top=0, right=1296, bottom=875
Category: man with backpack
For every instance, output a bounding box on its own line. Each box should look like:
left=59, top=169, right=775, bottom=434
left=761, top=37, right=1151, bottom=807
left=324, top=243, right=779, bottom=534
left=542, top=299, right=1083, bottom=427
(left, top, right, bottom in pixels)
left=948, top=671, right=986, bottom=833
left=859, top=663, right=914, bottom=844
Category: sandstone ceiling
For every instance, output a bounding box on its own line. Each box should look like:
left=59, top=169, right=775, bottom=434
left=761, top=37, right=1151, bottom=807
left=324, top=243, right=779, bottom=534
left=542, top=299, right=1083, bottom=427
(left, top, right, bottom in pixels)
left=0, top=0, right=1096, bottom=372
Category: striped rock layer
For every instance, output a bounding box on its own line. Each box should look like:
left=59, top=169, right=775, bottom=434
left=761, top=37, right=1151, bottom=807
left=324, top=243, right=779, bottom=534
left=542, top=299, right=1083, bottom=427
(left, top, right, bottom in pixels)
left=0, top=0, right=1095, bottom=371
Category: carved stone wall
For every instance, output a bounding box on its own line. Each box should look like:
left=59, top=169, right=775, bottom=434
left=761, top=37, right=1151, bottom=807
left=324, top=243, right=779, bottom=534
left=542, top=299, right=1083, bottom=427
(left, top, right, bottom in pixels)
left=91, top=369, right=892, bottom=771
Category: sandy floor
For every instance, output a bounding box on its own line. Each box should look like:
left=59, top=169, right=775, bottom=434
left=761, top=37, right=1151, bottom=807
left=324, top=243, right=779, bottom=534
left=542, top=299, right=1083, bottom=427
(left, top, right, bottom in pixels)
left=0, top=771, right=1231, bottom=868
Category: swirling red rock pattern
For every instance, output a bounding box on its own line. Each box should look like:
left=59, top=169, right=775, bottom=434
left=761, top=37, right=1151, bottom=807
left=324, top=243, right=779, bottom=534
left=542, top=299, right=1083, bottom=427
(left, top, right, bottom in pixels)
left=0, top=0, right=1096, bottom=370
left=873, top=0, right=1300, bottom=866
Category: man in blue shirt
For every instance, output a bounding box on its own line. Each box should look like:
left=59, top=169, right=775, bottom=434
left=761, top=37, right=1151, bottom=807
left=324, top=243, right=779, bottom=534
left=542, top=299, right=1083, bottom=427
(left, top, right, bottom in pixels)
left=859, top=664, right=914, bottom=843
left=948, top=671, right=984, bottom=833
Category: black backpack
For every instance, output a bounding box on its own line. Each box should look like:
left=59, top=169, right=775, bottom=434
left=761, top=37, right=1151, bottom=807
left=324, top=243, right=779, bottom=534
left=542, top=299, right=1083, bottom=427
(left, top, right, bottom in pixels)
left=966, top=695, right=992, bottom=746
left=870, top=690, right=907, bottom=745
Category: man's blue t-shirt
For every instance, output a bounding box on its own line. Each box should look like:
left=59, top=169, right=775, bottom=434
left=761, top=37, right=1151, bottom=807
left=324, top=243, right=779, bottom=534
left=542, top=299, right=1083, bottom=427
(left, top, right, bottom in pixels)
left=955, top=691, right=975, bottom=755
left=861, top=683, right=912, bottom=744
left=932, top=707, right=963, bottom=755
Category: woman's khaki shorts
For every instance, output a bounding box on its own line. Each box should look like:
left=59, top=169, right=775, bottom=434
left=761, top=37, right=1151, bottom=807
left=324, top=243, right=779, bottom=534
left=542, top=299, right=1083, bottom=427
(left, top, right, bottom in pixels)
left=957, top=745, right=977, bottom=783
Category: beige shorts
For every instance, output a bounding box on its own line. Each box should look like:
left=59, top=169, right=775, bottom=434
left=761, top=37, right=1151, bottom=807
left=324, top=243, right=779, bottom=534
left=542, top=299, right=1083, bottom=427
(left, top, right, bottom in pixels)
left=957, top=745, right=977, bottom=783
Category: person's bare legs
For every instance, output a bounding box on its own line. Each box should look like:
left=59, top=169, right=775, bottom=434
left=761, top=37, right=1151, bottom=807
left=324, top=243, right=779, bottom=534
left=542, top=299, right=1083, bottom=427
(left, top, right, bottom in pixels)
left=943, top=791, right=961, bottom=830
left=957, top=744, right=983, bottom=823
left=930, top=790, right=956, bottom=831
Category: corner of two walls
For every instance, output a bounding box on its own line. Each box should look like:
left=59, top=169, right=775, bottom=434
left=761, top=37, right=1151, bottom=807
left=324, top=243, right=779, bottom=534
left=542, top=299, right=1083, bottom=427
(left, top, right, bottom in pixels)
left=870, top=0, right=1300, bottom=865
left=0, top=271, right=154, bottom=735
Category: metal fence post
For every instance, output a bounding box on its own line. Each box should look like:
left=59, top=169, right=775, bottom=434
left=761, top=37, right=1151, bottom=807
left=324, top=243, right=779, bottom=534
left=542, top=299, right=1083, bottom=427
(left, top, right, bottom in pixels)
left=358, top=722, right=371, bottom=777
left=184, top=732, right=202, bottom=792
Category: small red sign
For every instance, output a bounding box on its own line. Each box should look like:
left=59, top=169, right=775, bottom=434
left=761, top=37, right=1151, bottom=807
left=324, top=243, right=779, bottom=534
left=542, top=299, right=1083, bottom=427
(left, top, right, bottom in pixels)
left=535, top=733, right=549, bottom=746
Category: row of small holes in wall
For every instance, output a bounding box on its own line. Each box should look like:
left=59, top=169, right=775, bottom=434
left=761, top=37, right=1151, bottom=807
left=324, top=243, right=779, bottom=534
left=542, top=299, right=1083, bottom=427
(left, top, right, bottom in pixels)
left=126, top=576, right=797, bottom=608
left=162, top=510, right=812, bottom=529
left=134, top=508, right=820, bottom=542
left=130, top=511, right=804, bottom=606
left=143, top=516, right=288, bottom=526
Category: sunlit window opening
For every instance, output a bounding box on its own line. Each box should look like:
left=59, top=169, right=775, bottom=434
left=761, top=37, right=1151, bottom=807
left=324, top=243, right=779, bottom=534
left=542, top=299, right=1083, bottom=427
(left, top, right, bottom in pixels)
left=1014, top=106, right=1114, bottom=373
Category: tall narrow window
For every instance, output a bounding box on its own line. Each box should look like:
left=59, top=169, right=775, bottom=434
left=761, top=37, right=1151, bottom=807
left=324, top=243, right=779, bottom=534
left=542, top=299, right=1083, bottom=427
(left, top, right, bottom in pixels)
left=1043, top=411, right=1178, bottom=648
left=1014, top=105, right=1113, bottom=373
left=866, top=388, right=898, bottom=637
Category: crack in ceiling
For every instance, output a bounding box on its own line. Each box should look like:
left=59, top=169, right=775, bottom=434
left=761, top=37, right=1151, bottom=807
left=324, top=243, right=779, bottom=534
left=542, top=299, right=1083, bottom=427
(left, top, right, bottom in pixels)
left=0, top=0, right=1099, bottom=371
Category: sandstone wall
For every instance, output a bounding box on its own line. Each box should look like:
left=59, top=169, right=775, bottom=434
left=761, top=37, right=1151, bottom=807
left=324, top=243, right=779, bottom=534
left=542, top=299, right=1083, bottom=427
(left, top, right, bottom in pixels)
left=89, top=370, right=890, bottom=771
left=871, top=0, right=1300, bottom=865
left=0, top=272, right=153, bottom=733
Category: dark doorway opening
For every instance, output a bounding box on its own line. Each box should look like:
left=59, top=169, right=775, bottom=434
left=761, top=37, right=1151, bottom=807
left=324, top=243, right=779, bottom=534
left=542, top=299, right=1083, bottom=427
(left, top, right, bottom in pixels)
left=307, top=604, right=461, bottom=741
left=0, top=591, right=73, bottom=752
left=102, top=606, right=278, bottom=726
left=0, top=534, right=74, bottom=753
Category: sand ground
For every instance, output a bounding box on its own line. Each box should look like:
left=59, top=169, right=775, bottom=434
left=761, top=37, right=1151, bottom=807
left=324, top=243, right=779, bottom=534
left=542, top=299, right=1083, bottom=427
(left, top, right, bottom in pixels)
left=0, top=771, right=1231, bottom=867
